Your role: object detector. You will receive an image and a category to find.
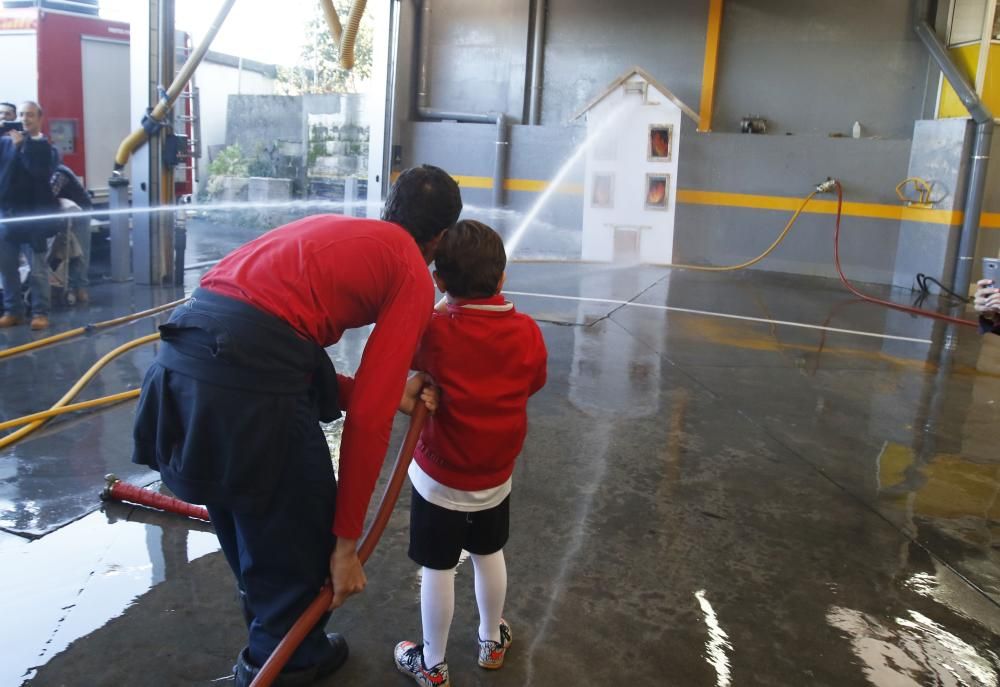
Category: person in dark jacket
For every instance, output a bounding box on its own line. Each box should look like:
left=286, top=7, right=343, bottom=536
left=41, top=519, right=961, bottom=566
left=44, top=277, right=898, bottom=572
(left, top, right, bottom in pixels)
left=0, top=101, right=60, bottom=329
left=51, top=165, right=92, bottom=304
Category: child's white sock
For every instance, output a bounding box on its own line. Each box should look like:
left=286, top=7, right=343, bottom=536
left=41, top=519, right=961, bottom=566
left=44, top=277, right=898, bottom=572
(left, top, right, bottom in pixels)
left=421, top=566, right=455, bottom=667
left=472, top=550, right=507, bottom=643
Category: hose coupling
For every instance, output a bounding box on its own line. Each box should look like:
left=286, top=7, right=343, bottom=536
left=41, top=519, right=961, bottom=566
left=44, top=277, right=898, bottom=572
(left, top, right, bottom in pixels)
left=100, top=473, right=121, bottom=501
left=815, top=178, right=838, bottom=194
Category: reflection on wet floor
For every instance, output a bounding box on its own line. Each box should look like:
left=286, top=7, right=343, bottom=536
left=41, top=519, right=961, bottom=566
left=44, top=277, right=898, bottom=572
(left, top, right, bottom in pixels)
left=694, top=590, right=733, bottom=687
left=2, top=261, right=999, bottom=685
left=827, top=606, right=998, bottom=686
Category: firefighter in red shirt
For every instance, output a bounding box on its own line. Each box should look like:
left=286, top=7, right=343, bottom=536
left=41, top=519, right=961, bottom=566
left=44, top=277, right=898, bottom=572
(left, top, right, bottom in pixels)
left=132, top=165, right=461, bottom=686
left=391, top=220, right=548, bottom=687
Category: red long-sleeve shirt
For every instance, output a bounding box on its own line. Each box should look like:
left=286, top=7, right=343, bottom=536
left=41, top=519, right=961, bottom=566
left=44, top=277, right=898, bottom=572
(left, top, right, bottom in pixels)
left=412, top=295, right=548, bottom=490
left=201, top=214, right=433, bottom=539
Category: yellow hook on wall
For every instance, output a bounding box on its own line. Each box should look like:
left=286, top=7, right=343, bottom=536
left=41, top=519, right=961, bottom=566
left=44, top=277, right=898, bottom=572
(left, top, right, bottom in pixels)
left=895, top=177, right=937, bottom=209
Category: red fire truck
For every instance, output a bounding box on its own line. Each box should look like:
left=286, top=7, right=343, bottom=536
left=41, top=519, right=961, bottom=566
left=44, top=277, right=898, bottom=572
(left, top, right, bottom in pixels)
left=0, top=5, right=196, bottom=202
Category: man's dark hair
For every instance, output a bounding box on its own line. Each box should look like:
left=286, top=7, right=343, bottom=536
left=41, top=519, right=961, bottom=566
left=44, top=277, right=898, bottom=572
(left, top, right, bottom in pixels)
left=434, top=219, right=506, bottom=299
left=0, top=102, right=16, bottom=115
left=382, top=165, right=462, bottom=245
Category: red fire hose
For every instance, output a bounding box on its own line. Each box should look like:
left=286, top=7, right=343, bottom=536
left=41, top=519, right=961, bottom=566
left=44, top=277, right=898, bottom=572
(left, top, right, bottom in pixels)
left=250, top=403, right=429, bottom=687
left=101, top=473, right=211, bottom=521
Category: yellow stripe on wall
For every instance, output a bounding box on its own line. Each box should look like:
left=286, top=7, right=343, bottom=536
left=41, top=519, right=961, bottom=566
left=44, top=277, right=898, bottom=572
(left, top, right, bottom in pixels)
left=395, top=171, right=1000, bottom=229
left=675, top=189, right=966, bottom=225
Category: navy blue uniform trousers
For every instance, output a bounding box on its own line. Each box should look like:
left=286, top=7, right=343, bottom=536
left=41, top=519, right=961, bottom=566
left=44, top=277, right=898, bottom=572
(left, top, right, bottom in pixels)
left=206, top=391, right=337, bottom=670
left=133, top=290, right=341, bottom=670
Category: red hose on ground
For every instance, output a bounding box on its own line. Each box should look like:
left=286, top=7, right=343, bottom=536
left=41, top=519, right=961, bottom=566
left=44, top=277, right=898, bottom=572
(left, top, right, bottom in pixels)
left=250, top=403, right=430, bottom=687
left=832, top=180, right=977, bottom=329
left=100, top=473, right=211, bottom=521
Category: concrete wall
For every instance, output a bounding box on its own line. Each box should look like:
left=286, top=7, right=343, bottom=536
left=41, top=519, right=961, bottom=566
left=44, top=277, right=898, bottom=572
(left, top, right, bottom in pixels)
left=676, top=129, right=912, bottom=284
left=226, top=95, right=304, bottom=154
left=391, top=0, right=1000, bottom=284
left=713, top=1, right=930, bottom=139
left=195, top=60, right=276, bottom=192
left=223, top=94, right=369, bottom=197
left=405, top=0, right=932, bottom=135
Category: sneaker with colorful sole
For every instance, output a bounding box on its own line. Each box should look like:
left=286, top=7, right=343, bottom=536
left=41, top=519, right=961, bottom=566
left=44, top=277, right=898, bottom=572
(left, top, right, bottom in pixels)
left=478, top=618, right=512, bottom=670
left=394, top=641, right=451, bottom=687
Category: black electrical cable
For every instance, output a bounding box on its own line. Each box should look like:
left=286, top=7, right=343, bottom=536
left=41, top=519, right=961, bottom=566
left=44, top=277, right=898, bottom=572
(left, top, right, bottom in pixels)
left=914, top=273, right=969, bottom=304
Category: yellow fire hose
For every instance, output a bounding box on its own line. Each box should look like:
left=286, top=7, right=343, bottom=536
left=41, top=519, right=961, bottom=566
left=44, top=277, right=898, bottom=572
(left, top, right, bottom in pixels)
left=665, top=191, right=817, bottom=272
left=0, top=390, right=140, bottom=433
left=0, top=298, right=186, bottom=361
left=0, top=333, right=159, bottom=451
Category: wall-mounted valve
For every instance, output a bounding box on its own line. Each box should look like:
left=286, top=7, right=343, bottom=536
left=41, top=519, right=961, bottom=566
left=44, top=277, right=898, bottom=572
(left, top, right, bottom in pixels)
left=815, top=178, right=838, bottom=194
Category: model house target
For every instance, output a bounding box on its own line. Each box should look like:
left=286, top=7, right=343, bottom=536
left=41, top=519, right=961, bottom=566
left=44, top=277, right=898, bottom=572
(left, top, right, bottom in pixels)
left=575, top=67, right=698, bottom=264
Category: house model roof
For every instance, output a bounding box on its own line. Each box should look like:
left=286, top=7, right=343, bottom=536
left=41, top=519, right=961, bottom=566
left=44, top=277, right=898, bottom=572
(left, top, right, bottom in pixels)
left=572, top=66, right=700, bottom=124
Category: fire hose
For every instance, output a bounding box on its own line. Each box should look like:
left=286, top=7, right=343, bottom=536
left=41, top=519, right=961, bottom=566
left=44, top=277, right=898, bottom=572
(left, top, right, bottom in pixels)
left=829, top=179, right=977, bottom=329
left=113, top=0, right=238, bottom=171
left=96, top=403, right=428, bottom=686
left=0, top=298, right=184, bottom=361
left=101, top=473, right=211, bottom=521
left=0, top=333, right=160, bottom=451
left=250, top=403, right=428, bottom=687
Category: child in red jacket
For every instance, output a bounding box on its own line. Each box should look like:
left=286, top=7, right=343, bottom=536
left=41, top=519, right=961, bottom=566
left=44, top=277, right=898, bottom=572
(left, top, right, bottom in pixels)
left=394, top=220, right=547, bottom=687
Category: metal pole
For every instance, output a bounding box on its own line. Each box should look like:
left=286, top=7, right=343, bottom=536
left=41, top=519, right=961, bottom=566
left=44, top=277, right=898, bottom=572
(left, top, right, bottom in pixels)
left=493, top=114, right=508, bottom=208
left=914, top=4, right=994, bottom=298
left=527, top=0, right=546, bottom=125
left=156, top=0, right=176, bottom=285
left=417, top=0, right=431, bottom=111
left=108, top=177, right=131, bottom=282
left=132, top=0, right=158, bottom=285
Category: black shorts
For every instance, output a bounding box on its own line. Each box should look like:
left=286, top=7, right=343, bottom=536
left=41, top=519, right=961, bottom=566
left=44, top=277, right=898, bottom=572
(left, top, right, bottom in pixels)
left=408, top=487, right=510, bottom=570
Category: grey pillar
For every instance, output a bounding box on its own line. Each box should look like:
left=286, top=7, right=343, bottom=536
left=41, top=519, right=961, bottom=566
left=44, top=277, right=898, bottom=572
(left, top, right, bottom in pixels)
left=108, top=177, right=131, bottom=282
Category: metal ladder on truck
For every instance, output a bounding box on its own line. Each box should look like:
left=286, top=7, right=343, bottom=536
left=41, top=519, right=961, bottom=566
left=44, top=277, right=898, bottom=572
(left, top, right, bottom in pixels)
left=169, top=33, right=202, bottom=283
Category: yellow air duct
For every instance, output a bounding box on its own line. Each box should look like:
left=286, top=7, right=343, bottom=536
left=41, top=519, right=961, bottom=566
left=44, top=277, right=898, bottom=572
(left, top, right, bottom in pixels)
left=338, top=0, right=367, bottom=70
left=319, top=0, right=367, bottom=70
left=320, top=0, right=344, bottom=48
left=113, top=0, right=238, bottom=171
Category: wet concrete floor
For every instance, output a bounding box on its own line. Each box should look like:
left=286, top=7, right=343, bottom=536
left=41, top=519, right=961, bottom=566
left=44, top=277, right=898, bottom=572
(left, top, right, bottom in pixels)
left=1, top=243, right=999, bottom=685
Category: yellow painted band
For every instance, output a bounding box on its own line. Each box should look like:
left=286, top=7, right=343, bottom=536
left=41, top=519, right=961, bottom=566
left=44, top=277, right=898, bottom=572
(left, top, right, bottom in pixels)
left=394, top=171, right=1000, bottom=228
left=452, top=175, right=583, bottom=194
left=675, top=189, right=966, bottom=225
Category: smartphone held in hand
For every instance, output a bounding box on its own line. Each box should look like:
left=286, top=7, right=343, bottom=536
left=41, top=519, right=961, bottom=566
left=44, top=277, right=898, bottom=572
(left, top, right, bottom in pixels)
left=983, top=257, right=1000, bottom=285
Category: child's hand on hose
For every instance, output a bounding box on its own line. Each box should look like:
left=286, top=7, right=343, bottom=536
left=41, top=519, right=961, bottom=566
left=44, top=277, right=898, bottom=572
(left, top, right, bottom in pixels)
left=399, top=372, right=439, bottom=415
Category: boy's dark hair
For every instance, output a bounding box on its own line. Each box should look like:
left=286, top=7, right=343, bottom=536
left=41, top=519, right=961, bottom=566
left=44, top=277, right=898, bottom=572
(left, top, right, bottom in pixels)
left=382, top=165, right=462, bottom=245
left=435, top=220, right=506, bottom=299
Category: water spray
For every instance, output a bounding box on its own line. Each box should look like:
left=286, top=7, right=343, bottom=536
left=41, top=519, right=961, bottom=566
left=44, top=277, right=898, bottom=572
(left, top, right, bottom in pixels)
left=505, top=98, right=640, bottom=258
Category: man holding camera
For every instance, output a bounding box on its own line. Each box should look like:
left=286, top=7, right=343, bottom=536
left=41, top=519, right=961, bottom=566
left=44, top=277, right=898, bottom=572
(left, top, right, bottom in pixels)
left=0, top=101, right=60, bottom=330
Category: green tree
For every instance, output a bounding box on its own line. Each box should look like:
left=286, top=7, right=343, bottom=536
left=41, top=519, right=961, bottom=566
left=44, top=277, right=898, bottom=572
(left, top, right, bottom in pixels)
left=277, top=0, right=374, bottom=94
